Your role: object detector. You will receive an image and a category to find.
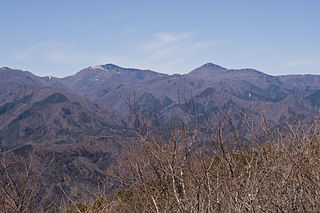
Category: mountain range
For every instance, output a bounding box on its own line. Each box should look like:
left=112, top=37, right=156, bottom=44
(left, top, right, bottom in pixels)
left=2, top=63, right=320, bottom=147
left=0, top=63, right=319, bottom=208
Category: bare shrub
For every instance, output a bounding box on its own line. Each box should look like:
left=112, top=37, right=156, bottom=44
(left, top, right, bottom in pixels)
left=0, top=152, right=40, bottom=213
left=105, top=109, right=320, bottom=213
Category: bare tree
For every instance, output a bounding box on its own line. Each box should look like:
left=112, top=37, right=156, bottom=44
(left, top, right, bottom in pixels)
left=0, top=152, right=40, bottom=213
left=106, top=105, right=320, bottom=213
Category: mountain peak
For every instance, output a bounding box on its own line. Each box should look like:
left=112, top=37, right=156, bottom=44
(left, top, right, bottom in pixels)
left=87, top=64, right=121, bottom=71
left=101, top=64, right=121, bottom=70
left=188, top=63, right=228, bottom=78
left=0, top=66, right=14, bottom=71
left=199, top=63, right=227, bottom=70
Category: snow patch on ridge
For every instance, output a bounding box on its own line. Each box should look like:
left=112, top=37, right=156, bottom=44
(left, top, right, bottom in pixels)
left=90, top=65, right=105, bottom=70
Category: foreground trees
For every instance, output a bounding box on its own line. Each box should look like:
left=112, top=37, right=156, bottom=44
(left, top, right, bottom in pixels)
left=104, top=110, right=320, bottom=212
left=0, top=153, right=39, bottom=213
left=109, top=136, right=320, bottom=212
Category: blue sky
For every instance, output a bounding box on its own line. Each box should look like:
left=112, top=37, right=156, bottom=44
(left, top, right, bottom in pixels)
left=1, top=0, right=320, bottom=77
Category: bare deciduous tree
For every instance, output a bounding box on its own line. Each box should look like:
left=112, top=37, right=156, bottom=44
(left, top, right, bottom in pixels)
left=0, top=152, right=39, bottom=213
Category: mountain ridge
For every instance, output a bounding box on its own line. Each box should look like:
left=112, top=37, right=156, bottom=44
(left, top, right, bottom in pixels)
left=2, top=62, right=319, bottom=79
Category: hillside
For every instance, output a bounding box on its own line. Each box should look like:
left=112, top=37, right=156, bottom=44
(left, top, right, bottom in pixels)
left=0, top=63, right=319, bottom=211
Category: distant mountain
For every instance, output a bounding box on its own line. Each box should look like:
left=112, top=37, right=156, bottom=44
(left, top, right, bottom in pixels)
left=2, top=63, right=320, bottom=136
left=0, top=68, right=126, bottom=150
left=51, top=64, right=167, bottom=100
left=0, top=67, right=44, bottom=103
left=48, top=63, right=317, bottom=123
left=278, top=74, right=320, bottom=90
left=188, top=63, right=229, bottom=78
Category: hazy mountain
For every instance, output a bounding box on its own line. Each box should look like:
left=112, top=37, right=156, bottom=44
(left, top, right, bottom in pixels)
left=0, top=68, right=127, bottom=150
left=51, top=63, right=317, bottom=123
left=1, top=63, right=319, bottom=140
left=53, top=64, right=167, bottom=99
left=278, top=74, right=320, bottom=90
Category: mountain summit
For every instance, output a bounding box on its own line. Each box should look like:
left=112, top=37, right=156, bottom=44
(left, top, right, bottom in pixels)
left=188, top=63, right=228, bottom=79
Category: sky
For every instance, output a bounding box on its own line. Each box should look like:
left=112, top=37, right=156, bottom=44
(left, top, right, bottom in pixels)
left=1, top=0, right=320, bottom=77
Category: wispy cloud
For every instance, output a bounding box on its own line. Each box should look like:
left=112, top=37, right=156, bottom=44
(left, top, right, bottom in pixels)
left=284, top=58, right=320, bottom=67
left=134, top=32, right=220, bottom=73
left=11, top=41, right=104, bottom=76
left=13, top=41, right=81, bottom=62
left=143, top=32, right=193, bottom=51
